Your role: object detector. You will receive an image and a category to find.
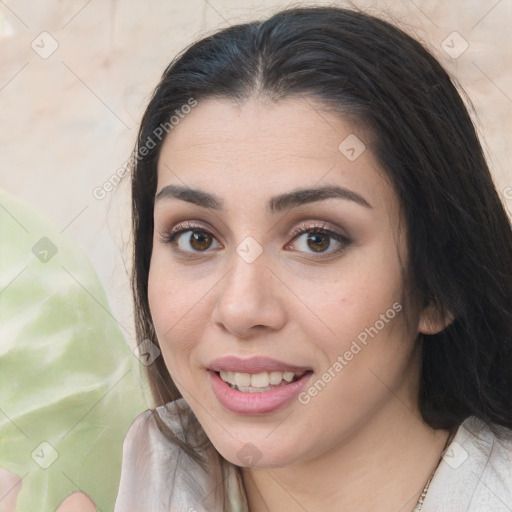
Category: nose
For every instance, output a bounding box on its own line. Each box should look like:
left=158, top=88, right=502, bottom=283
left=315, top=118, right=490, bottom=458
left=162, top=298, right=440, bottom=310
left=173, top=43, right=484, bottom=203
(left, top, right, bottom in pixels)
left=211, top=245, right=287, bottom=339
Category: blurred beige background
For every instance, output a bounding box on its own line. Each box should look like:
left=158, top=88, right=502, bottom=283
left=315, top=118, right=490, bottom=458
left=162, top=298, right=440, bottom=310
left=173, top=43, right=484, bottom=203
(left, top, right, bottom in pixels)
left=1, top=0, right=511, bottom=348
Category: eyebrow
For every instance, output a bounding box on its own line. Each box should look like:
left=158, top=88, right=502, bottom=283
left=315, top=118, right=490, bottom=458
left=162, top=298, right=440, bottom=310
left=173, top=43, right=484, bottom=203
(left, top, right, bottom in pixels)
left=154, top=184, right=372, bottom=212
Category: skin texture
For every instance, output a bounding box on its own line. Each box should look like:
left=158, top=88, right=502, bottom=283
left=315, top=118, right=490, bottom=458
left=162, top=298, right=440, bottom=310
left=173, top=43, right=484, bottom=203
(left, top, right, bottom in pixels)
left=148, top=96, right=452, bottom=512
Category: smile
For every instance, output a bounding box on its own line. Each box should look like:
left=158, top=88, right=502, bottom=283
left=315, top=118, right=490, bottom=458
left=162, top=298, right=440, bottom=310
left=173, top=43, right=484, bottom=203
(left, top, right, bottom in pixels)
left=219, top=370, right=306, bottom=392
left=209, top=369, right=313, bottom=415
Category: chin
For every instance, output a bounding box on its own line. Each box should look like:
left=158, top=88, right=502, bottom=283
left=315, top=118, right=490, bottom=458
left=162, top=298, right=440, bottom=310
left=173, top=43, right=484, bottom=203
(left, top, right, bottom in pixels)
left=205, top=426, right=304, bottom=469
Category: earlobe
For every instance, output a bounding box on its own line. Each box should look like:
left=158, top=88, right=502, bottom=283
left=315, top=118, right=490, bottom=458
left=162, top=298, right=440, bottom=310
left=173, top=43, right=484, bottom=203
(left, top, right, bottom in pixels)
left=418, top=303, right=455, bottom=335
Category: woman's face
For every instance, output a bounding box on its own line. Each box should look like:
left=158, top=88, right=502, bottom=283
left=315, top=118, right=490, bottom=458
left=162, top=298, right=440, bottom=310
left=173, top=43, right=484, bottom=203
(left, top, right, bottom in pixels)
left=148, top=96, right=430, bottom=468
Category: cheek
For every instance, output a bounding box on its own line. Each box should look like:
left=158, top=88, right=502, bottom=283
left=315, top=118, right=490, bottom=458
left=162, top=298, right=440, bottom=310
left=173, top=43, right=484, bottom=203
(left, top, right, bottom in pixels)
left=147, top=272, right=195, bottom=386
left=148, top=258, right=187, bottom=349
left=289, top=244, right=404, bottom=350
left=147, top=254, right=213, bottom=359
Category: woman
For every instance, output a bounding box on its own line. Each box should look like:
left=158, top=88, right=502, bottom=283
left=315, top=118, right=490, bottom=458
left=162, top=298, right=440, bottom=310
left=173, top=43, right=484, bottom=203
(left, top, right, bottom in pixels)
left=115, top=6, right=512, bottom=511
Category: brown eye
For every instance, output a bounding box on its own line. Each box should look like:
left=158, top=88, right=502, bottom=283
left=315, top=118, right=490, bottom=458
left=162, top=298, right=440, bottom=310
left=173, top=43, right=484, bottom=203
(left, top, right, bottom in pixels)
left=162, top=227, right=222, bottom=254
left=189, top=231, right=213, bottom=251
left=178, top=231, right=214, bottom=251
left=287, top=225, right=350, bottom=257
left=306, top=233, right=331, bottom=252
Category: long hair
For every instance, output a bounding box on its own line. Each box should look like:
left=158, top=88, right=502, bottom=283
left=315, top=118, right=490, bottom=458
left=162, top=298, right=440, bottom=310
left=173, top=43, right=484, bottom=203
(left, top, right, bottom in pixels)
left=130, top=6, right=512, bottom=462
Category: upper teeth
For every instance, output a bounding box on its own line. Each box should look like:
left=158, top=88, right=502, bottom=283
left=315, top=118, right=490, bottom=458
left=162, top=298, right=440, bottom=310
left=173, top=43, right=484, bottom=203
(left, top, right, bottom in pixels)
left=219, top=370, right=301, bottom=388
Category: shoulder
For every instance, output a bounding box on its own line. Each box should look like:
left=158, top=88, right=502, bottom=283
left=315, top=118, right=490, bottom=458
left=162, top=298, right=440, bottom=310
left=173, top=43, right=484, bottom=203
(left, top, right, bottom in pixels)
left=121, top=399, right=189, bottom=447
left=114, top=399, right=246, bottom=512
left=423, top=416, right=512, bottom=511
left=117, top=397, right=208, bottom=474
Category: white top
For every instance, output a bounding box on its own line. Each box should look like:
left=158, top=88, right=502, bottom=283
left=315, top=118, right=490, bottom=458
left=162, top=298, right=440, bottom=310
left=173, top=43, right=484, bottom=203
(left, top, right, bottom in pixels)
left=114, top=398, right=512, bottom=511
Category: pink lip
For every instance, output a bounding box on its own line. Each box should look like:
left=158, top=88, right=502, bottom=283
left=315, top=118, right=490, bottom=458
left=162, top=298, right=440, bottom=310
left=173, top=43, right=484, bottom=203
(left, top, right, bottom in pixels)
left=208, top=355, right=311, bottom=374
left=209, top=369, right=313, bottom=415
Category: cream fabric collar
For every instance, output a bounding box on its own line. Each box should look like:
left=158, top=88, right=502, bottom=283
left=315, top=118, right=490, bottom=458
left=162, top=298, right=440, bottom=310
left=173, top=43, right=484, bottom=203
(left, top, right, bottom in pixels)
left=115, top=399, right=512, bottom=511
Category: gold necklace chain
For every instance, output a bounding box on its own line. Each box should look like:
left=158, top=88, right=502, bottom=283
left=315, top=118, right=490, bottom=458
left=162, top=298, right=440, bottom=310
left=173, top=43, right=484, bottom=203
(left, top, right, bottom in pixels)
left=411, top=470, right=435, bottom=512
left=411, top=428, right=456, bottom=512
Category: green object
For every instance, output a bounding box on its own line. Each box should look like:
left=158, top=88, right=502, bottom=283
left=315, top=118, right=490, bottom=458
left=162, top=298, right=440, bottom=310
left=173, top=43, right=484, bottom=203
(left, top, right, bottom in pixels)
left=0, top=191, right=148, bottom=511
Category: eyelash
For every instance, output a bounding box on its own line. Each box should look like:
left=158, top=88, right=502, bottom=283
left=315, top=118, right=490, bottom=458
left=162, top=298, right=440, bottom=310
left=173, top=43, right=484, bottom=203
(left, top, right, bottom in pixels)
left=159, top=220, right=351, bottom=259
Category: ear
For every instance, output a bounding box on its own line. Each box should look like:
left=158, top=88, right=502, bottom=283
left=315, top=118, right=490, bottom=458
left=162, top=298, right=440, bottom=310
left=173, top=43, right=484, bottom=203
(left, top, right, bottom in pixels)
left=418, top=302, right=454, bottom=335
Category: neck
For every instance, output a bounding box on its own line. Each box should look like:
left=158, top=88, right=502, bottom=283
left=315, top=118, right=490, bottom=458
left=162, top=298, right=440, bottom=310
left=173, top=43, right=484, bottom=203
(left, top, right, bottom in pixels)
left=241, top=399, right=454, bottom=512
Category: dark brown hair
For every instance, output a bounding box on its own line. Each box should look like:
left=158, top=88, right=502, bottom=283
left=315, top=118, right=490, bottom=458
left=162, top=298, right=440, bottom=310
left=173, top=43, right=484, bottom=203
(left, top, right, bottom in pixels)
left=130, top=6, right=512, bottom=462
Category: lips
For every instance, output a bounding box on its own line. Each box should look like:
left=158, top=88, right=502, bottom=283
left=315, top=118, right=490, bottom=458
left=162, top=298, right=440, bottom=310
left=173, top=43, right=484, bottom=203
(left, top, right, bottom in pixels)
left=207, top=356, right=313, bottom=414
left=208, top=355, right=312, bottom=374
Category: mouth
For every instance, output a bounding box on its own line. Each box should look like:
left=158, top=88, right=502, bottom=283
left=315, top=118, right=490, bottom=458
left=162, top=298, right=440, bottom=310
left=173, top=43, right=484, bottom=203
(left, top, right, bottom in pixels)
left=216, top=369, right=309, bottom=393
left=208, top=363, right=313, bottom=415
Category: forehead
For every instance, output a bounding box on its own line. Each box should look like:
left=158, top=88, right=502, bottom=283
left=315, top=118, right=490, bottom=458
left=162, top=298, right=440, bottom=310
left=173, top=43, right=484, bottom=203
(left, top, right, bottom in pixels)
left=160, top=96, right=360, bottom=162
left=156, top=96, right=396, bottom=215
